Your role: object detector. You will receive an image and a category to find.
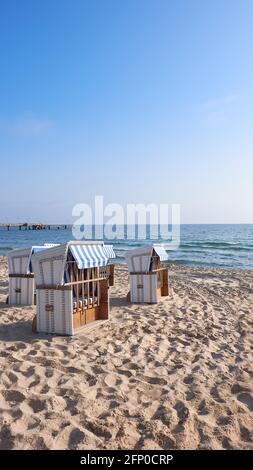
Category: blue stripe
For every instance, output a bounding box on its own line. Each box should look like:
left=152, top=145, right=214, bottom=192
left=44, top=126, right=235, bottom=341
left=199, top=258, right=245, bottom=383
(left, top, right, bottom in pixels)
left=95, top=245, right=108, bottom=265
left=69, top=244, right=109, bottom=269
left=75, top=245, right=87, bottom=268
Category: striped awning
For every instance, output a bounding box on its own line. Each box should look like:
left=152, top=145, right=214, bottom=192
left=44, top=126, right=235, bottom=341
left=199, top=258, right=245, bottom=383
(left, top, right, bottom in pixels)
left=103, top=245, right=116, bottom=259
left=153, top=245, right=169, bottom=261
left=69, top=244, right=109, bottom=269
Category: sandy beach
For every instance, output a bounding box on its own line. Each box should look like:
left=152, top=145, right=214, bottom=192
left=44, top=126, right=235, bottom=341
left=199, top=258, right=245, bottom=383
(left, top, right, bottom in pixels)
left=0, top=255, right=252, bottom=450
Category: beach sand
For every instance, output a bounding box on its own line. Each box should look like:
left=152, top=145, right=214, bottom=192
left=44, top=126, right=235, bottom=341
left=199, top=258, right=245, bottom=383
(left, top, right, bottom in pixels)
left=0, top=255, right=252, bottom=450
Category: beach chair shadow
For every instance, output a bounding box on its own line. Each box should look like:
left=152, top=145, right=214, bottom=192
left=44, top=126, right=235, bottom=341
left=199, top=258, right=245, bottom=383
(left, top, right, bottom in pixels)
left=110, top=296, right=129, bottom=308
left=0, top=317, right=53, bottom=343
left=0, top=300, right=12, bottom=310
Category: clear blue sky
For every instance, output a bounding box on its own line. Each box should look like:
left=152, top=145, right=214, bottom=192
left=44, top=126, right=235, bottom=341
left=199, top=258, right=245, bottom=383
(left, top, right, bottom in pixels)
left=0, top=0, right=252, bottom=223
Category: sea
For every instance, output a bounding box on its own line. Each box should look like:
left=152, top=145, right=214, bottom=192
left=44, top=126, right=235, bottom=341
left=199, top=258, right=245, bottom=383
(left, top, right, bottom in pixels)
left=0, top=224, right=252, bottom=270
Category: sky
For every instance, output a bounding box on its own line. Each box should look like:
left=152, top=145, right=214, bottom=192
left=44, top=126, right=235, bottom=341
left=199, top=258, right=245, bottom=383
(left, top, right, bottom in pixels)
left=0, top=0, right=252, bottom=224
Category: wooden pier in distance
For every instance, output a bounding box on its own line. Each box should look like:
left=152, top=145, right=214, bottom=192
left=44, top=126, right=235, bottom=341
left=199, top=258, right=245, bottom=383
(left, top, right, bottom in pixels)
left=0, top=223, right=71, bottom=231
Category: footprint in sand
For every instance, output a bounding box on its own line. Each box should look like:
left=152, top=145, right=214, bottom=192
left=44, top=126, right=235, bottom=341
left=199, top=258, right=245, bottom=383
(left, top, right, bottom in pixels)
left=11, top=408, right=23, bottom=420
left=217, top=415, right=232, bottom=426
left=186, top=390, right=196, bottom=401
left=28, top=349, right=38, bottom=356
left=28, top=398, right=47, bottom=413
left=87, top=376, right=97, bottom=386
left=197, top=399, right=209, bottom=415
left=0, top=424, right=14, bottom=450
left=27, top=418, right=40, bottom=431
left=29, top=436, right=48, bottom=450
left=130, top=344, right=139, bottom=355
left=109, top=400, right=120, bottom=410
left=66, top=366, right=82, bottom=374
left=116, top=369, right=133, bottom=378
left=231, top=383, right=250, bottom=394
left=210, top=386, right=225, bottom=403
left=7, top=372, right=18, bottom=384
left=29, top=378, right=41, bottom=388
left=192, top=354, right=201, bottom=363
left=2, top=390, right=26, bottom=404
left=82, top=419, right=112, bottom=440
left=237, top=392, right=253, bottom=412
left=41, top=384, right=50, bottom=394
left=45, top=368, right=54, bottom=378
left=22, top=366, right=35, bottom=378
left=155, top=432, right=176, bottom=450
left=222, top=436, right=233, bottom=449
left=68, top=427, right=85, bottom=449
left=92, top=366, right=104, bottom=375
left=152, top=404, right=171, bottom=427
left=183, top=374, right=194, bottom=385
left=64, top=397, right=79, bottom=416
left=198, top=427, right=211, bottom=445
left=139, top=375, right=168, bottom=386
left=211, top=352, right=223, bottom=360
left=174, top=401, right=189, bottom=425
left=240, top=425, right=252, bottom=442
left=122, top=361, right=140, bottom=371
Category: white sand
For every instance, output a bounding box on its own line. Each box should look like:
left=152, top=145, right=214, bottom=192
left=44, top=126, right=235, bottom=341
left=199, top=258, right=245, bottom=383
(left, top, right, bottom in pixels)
left=0, top=256, right=253, bottom=450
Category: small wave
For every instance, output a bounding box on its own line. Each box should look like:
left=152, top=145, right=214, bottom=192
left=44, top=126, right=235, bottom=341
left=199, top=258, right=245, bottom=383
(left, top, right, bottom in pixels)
left=112, top=241, right=153, bottom=247
left=114, top=252, right=127, bottom=259
left=167, top=259, right=211, bottom=267
left=179, top=242, right=253, bottom=251
left=167, top=259, right=235, bottom=268
left=0, top=246, right=13, bottom=252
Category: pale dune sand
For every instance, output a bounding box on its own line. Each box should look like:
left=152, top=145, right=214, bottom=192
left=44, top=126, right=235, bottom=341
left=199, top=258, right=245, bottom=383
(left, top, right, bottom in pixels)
left=0, top=255, right=253, bottom=450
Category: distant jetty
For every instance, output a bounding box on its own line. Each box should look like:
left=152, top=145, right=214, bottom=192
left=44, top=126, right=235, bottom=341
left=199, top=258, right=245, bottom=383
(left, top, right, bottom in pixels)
left=0, top=223, right=71, bottom=231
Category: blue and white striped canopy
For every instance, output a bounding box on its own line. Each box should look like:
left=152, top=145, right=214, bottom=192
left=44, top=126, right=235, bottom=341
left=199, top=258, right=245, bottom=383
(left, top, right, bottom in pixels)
left=69, top=244, right=109, bottom=269
left=103, top=245, right=116, bottom=259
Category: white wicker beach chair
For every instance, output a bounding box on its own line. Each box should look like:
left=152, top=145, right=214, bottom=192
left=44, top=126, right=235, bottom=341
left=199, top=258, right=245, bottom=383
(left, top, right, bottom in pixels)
left=125, top=245, right=169, bottom=303
left=32, top=241, right=114, bottom=335
left=7, top=245, right=58, bottom=306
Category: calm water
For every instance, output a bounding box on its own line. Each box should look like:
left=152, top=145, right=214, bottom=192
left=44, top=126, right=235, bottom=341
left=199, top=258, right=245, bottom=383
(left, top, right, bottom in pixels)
left=0, top=224, right=252, bottom=269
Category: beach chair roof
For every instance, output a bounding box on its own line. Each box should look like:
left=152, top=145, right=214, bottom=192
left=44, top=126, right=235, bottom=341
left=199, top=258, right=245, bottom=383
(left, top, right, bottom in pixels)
left=125, top=244, right=168, bottom=273
left=32, top=241, right=113, bottom=286
left=152, top=244, right=169, bottom=261
left=69, top=244, right=108, bottom=268
left=7, top=244, right=59, bottom=275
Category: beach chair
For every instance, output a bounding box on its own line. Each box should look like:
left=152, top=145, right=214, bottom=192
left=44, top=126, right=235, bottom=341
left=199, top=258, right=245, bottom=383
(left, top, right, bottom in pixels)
left=32, top=241, right=112, bottom=335
left=125, top=245, right=169, bottom=303
left=7, top=244, right=58, bottom=306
